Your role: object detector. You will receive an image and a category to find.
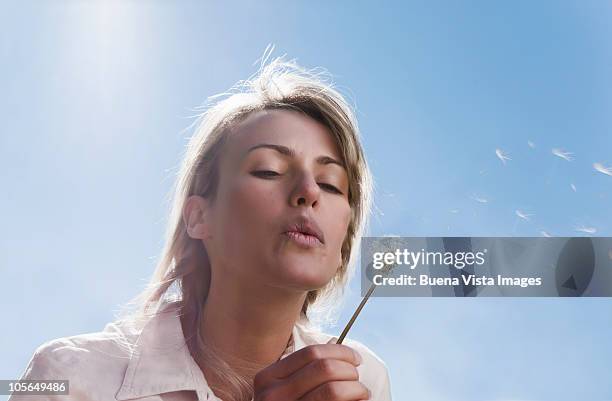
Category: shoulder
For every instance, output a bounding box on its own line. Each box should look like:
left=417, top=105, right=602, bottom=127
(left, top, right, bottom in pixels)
left=296, top=325, right=392, bottom=400
left=29, top=321, right=136, bottom=370
left=15, top=321, right=139, bottom=398
left=340, top=337, right=392, bottom=400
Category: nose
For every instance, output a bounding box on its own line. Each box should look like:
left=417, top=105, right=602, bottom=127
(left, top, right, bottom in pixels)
left=290, top=172, right=320, bottom=208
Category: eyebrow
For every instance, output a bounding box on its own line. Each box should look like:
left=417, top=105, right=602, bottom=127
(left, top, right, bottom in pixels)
left=245, top=143, right=346, bottom=169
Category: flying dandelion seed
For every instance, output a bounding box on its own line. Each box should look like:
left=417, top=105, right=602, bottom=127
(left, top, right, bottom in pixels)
left=495, top=148, right=511, bottom=165
left=552, top=148, right=573, bottom=161
left=515, top=210, right=534, bottom=221
left=540, top=230, right=552, bottom=237
left=527, top=140, right=535, bottom=149
left=570, top=183, right=577, bottom=192
left=575, top=226, right=597, bottom=234
left=449, top=209, right=459, bottom=214
left=593, top=162, right=612, bottom=176
left=471, top=195, right=489, bottom=204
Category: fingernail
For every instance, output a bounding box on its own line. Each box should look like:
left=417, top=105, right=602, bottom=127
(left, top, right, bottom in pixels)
left=354, top=349, right=362, bottom=365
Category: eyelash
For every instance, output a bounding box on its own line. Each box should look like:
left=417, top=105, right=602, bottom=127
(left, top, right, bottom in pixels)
left=251, top=170, right=343, bottom=195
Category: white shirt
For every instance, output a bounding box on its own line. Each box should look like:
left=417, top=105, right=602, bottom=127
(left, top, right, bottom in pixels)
left=10, top=300, right=392, bottom=401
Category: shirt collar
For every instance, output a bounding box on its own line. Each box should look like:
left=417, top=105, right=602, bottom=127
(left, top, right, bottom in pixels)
left=115, top=300, right=310, bottom=401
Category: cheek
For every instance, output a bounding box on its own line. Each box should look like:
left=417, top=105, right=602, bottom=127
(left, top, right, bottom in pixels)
left=228, top=178, right=281, bottom=215
left=218, top=177, right=282, bottom=241
left=328, top=204, right=353, bottom=261
left=225, top=182, right=267, bottom=212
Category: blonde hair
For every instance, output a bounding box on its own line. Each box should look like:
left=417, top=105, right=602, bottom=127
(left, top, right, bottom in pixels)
left=117, top=51, right=373, bottom=401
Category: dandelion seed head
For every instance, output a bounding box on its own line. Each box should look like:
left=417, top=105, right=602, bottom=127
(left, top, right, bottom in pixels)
left=593, top=162, right=612, bottom=176
left=471, top=194, right=489, bottom=204
left=495, top=148, right=511, bottom=165
left=552, top=148, right=573, bottom=162
left=515, top=210, right=533, bottom=221
left=575, top=225, right=597, bottom=234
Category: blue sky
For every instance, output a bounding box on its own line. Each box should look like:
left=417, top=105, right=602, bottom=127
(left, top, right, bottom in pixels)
left=1, top=1, right=611, bottom=400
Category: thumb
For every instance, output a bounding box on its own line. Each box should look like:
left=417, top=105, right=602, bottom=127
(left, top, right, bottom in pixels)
left=326, top=336, right=339, bottom=344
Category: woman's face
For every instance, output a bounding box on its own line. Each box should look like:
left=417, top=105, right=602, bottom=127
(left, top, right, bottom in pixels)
left=198, top=109, right=352, bottom=292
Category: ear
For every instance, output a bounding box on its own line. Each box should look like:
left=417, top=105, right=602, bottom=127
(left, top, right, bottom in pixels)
left=183, top=195, right=212, bottom=240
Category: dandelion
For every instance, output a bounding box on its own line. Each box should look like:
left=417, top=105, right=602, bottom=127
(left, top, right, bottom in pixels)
left=495, top=148, right=511, bottom=165
left=540, top=230, right=552, bottom=237
left=570, top=183, right=577, bottom=192
left=527, top=140, right=535, bottom=149
left=593, top=162, right=612, bottom=176
left=552, top=148, right=573, bottom=161
left=336, top=236, right=398, bottom=344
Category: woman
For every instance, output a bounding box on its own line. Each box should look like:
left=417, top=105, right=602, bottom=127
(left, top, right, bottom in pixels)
left=12, top=55, right=392, bottom=401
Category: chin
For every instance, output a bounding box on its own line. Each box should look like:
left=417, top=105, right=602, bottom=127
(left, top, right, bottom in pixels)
left=274, top=262, right=335, bottom=291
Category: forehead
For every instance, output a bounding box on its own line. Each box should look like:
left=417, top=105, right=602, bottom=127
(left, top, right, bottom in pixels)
left=226, top=109, right=342, bottom=160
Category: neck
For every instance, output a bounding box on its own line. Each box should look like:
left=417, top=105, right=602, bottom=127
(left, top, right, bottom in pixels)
left=199, top=267, right=308, bottom=378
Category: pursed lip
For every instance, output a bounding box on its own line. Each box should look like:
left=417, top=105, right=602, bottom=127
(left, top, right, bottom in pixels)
left=283, top=216, right=325, bottom=245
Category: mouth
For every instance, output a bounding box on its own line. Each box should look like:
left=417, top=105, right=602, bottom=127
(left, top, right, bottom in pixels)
left=283, top=217, right=325, bottom=248
left=284, top=230, right=324, bottom=248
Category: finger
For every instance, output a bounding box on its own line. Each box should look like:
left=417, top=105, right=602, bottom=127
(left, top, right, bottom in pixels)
left=298, top=380, right=370, bottom=401
left=254, top=344, right=362, bottom=388
left=271, top=359, right=359, bottom=400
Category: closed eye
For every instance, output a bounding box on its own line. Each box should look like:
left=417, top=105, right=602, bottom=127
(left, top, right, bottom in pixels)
left=252, top=171, right=343, bottom=195
left=320, top=183, right=343, bottom=195
left=251, top=170, right=280, bottom=178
